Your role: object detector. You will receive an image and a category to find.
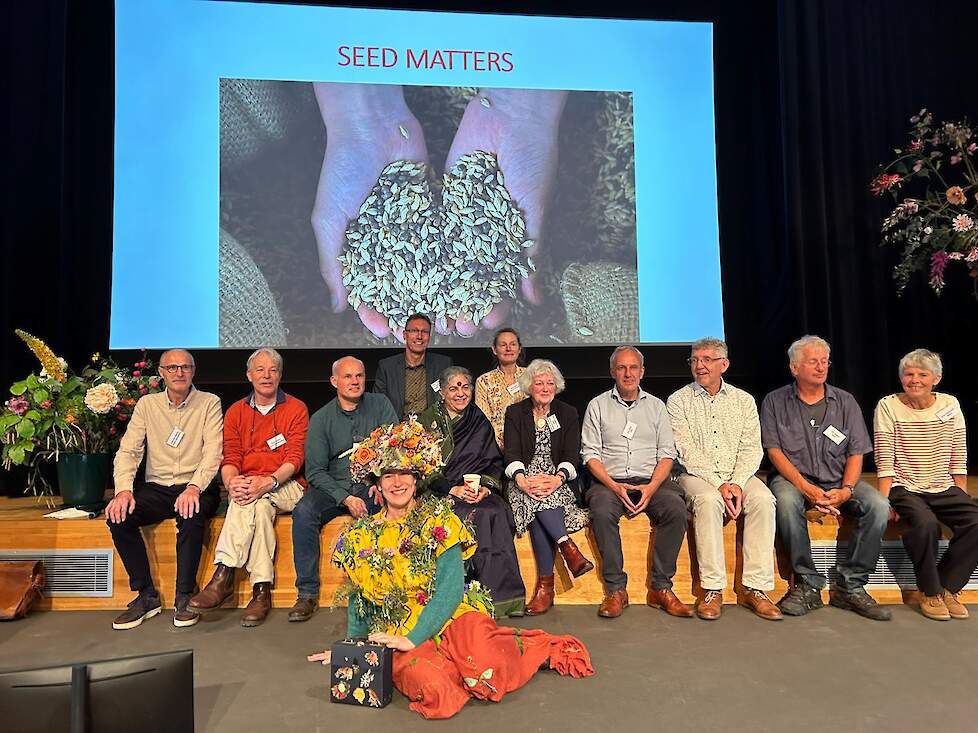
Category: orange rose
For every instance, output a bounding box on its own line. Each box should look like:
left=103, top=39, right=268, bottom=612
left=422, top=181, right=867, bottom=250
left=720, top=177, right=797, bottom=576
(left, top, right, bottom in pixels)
left=946, top=186, right=967, bottom=205
left=403, top=436, right=419, bottom=449
left=352, top=446, right=377, bottom=465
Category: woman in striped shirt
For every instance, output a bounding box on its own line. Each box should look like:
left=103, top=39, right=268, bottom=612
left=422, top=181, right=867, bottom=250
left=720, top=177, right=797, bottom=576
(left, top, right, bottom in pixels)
left=873, top=349, right=974, bottom=621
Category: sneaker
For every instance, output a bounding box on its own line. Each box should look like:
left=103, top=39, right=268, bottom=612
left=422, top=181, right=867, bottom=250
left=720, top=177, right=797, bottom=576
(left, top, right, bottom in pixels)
left=112, top=591, right=162, bottom=630
left=777, top=581, right=825, bottom=616
left=942, top=590, right=969, bottom=619
left=919, top=594, right=951, bottom=621
left=173, top=592, right=200, bottom=628
left=829, top=587, right=892, bottom=621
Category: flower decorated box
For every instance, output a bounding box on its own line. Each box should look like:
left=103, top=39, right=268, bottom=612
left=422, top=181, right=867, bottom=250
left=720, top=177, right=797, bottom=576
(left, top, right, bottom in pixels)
left=329, top=638, right=393, bottom=709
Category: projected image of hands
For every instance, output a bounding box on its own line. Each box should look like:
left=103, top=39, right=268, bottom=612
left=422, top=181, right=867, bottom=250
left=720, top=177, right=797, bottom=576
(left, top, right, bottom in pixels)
left=219, top=80, right=637, bottom=347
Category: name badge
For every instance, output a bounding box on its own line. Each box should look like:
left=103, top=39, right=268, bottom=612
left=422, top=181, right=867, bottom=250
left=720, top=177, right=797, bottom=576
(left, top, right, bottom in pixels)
left=546, top=414, right=561, bottom=433
left=430, top=380, right=441, bottom=393
left=621, top=421, right=637, bottom=440
left=506, top=382, right=521, bottom=395
left=166, top=427, right=185, bottom=447
left=267, top=433, right=286, bottom=450
left=823, top=425, right=846, bottom=445
left=936, top=405, right=957, bottom=423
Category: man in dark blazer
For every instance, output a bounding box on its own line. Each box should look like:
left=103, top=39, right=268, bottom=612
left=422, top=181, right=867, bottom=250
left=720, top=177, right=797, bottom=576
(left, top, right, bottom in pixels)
left=374, top=313, right=452, bottom=418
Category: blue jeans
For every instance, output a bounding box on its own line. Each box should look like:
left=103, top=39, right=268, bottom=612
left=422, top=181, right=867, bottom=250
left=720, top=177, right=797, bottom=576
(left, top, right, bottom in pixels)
left=769, top=475, right=889, bottom=591
left=291, top=487, right=379, bottom=598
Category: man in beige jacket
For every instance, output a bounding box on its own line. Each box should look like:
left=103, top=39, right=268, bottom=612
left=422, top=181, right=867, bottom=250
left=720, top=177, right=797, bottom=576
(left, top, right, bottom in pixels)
left=106, top=349, right=223, bottom=630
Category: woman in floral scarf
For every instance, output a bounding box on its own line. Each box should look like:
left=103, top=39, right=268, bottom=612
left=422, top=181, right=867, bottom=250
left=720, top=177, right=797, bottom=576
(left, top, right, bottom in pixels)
left=308, top=418, right=593, bottom=719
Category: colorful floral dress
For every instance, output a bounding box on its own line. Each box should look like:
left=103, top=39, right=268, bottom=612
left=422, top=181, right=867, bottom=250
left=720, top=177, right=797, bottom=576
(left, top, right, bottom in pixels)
left=331, top=496, right=594, bottom=719
left=475, top=367, right=527, bottom=450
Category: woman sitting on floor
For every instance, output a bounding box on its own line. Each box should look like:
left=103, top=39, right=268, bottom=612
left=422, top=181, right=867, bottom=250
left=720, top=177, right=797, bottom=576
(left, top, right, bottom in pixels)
left=417, top=365, right=527, bottom=617
left=874, top=348, right=976, bottom=621
left=307, top=418, right=593, bottom=719
left=503, top=359, right=593, bottom=615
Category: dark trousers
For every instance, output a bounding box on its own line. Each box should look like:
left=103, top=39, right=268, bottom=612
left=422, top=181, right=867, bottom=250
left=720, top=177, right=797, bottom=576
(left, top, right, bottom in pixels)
left=889, top=485, right=978, bottom=596
left=107, top=481, right=220, bottom=596
left=451, top=493, right=526, bottom=605
left=587, top=479, right=687, bottom=592
left=291, top=487, right=379, bottom=598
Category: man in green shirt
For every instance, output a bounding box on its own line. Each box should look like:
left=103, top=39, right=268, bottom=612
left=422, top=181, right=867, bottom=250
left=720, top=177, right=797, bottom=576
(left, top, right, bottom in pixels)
left=288, top=356, right=398, bottom=622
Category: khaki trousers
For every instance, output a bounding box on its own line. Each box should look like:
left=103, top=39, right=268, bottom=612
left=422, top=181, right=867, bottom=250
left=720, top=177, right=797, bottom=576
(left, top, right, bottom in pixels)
left=214, top=480, right=305, bottom=585
left=679, top=474, right=776, bottom=591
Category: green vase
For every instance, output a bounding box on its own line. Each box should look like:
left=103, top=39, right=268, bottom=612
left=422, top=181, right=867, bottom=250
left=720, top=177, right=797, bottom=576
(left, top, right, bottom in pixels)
left=56, top=453, right=113, bottom=508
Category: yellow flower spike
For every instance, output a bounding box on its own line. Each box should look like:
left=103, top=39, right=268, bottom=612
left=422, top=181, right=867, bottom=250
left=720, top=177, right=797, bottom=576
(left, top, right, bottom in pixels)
left=15, top=329, right=66, bottom=382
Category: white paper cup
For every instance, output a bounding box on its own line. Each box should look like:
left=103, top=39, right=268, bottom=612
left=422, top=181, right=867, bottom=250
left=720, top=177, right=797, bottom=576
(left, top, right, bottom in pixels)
left=463, top=474, right=481, bottom=491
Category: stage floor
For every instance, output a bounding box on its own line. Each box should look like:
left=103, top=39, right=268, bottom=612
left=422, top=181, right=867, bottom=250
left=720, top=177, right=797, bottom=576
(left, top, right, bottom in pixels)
left=3, top=603, right=977, bottom=731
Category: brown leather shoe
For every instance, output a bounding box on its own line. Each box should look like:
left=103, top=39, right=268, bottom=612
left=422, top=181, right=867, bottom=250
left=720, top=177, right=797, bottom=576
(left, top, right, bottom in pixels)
left=526, top=575, right=555, bottom=616
left=741, top=588, right=783, bottom=621
left=188, top=563, right=235, bottom=613
left=240, top=582, right=272, bottom=627
left=695, top=590, right=723, bottom=620
left=557, top=538, right=594, bottom=578
left=647, top=588, right=694, bottom=618
left=288, top=596, right=319, bottom=622
left=598, top=589, right=629, bottom=618
left=943, top=590, right=969, bottom=619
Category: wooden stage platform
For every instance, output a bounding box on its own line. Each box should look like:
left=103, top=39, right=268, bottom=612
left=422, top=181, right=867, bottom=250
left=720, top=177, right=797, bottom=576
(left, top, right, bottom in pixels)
left=2, top=475, right=976, bottom=610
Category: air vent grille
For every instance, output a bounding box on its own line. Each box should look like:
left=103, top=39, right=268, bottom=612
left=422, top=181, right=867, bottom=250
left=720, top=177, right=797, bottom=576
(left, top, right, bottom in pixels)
left=0, top=549, right=113, bottom=597
left=811, top=540, right=977, bottom=590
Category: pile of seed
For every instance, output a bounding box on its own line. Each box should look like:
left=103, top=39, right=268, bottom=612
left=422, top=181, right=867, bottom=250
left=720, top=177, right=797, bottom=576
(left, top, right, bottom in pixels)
left=338, top=151, right=533, bottom=331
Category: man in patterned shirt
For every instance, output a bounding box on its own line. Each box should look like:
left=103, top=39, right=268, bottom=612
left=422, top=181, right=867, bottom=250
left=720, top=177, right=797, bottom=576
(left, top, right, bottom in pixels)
left=667, top=338, right=780, bottom=621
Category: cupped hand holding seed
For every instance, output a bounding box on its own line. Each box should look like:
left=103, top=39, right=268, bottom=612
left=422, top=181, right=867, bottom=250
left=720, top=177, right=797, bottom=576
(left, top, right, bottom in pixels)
left=311, top=82, right=430, bottom=339
left=443, top=88, right=568, bottom=337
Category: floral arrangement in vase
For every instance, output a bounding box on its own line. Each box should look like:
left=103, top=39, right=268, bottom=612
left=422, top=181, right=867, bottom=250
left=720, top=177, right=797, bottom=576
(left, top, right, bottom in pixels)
left=870, top=108, right=978, bottom=295
left=0, top=330, right=163, bottom=496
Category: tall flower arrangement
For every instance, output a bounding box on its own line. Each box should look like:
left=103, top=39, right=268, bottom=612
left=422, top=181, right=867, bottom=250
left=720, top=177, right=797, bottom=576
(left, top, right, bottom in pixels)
left=348, top=416, right=444, bottom=483
left=870, top=109, right=978, bottom=295
left=0, top=330, right=164, bottom=496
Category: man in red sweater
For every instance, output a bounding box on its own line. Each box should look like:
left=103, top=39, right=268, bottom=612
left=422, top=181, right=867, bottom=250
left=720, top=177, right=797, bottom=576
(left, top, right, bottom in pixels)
left=189, top=348, right=309, bottom=626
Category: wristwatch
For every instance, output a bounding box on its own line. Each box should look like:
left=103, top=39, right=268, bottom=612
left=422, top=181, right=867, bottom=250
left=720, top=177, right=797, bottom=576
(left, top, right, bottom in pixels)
left=269, top=476, right=280, bottom=491
left=842, top=483, right=855, bottom=496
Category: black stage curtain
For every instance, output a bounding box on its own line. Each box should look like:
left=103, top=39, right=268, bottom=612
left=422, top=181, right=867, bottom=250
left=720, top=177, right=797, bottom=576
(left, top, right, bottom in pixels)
left=1, top=1, right=976, bottom=495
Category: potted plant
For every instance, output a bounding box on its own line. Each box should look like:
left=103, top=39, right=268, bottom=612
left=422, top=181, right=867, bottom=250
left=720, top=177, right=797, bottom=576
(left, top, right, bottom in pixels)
left=0, top=330, right=163, bottom=507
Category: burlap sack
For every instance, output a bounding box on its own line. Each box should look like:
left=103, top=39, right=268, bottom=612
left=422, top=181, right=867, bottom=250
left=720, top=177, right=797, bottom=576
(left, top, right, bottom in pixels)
left=219, top=228, right=288, bottom=347
left=560, top=261, right=638, bottom=343
left=219, top=78, right=315, bottom=169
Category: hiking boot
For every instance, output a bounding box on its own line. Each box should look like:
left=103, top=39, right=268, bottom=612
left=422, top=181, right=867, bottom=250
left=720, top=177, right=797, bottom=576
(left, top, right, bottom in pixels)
left=288, top=596, right=319, bottom=622
left=777, top=581, right=824, bottom=616
left=112, top=590, right=162, bottom=630
left=943, top=590, right=969, bottom=619
left=829, top=587, right=892, bottom=621
left=173, top=592, right=200, bottom=628
left=920, top=594, right=951, bottom=621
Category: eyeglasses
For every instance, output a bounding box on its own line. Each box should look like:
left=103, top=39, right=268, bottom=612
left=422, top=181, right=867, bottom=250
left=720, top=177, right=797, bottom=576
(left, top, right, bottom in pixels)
left=800, top=359, right=831, bottom=368
left=404, top=328, right=430, bottom=336
left=160, top=364, right=194, bottom=374
left=687, top=356, right=726, bottom=366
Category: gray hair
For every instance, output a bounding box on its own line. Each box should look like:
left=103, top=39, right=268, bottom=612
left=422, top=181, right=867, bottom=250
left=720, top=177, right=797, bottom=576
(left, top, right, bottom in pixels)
left=518, top=359, right=566, bottom=394
left=331, top=356, right=365, bottom=376
left=691, top=337, right=728, bottom=359
left=160, top=349, right=195, bottom=367
left=609, top=345, right=644, bottom=371
left=898, top=348, right=943, bottom=378
left=788, top=335, right=831, bottom=365
left=439, top=365, right=472, bottom=393
left=246, top=348, right=283, bottom=372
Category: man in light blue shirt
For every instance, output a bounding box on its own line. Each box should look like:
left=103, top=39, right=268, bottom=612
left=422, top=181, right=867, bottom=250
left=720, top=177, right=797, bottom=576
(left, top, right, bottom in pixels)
left=581, top=346, right=691, bottom=619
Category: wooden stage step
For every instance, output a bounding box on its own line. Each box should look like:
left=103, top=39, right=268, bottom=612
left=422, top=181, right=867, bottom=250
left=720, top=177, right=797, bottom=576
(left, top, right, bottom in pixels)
left=2, top=475, right=976, bottom=610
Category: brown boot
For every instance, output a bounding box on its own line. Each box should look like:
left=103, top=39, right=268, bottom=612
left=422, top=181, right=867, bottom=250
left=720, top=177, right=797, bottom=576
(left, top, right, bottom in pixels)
left=188, top=563, right=235, bottom=613
left=526, top=575, right=555, bottom=615
left=647, top=588, right=694, bottom=618
left=557, top=538, right=594, bottom=578
left=240, top=582, right=272, bottom=627
left=598, top=589, right=629, bottom=618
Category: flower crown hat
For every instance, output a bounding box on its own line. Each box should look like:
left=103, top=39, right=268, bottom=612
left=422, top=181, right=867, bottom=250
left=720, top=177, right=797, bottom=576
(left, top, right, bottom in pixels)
left=349, top=416, right=444, bottom=484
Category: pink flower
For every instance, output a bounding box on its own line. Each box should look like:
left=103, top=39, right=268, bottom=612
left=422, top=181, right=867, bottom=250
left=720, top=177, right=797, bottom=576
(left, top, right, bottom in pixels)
left=909, top=139, right=922, bottom=151
left=870, top=173, right=903, bottom=195
left=952, top=214, right=974, bottom=232
left=968, top=143, right=977, bottom=154
left=132, top=370, right=141, bottom=377
left=431, top=525, right=448, bottom=542
left=40, top=400, right=52, bottom=409
left=150, top=379, right=160, bottom=388
left=5, top=396, right=29, bottom=416
left=966, top=247, right=978, bottom=265
left=416, top=591, right=429, bottom=605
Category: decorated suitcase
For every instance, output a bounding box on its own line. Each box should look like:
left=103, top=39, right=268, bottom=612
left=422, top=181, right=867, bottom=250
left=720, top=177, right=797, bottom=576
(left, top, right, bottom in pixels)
left=329, top=638, right=394, bottom=708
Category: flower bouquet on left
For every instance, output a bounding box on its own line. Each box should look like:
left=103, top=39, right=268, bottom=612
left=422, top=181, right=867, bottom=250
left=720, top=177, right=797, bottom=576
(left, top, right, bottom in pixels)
left=0, top=330, right=164, bottom=497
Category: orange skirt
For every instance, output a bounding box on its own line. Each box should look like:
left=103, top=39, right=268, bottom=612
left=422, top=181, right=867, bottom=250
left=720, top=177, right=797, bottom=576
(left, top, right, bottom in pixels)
left=392, top=611, right=593, bottom=719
